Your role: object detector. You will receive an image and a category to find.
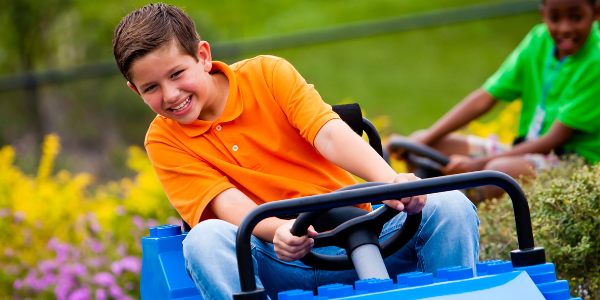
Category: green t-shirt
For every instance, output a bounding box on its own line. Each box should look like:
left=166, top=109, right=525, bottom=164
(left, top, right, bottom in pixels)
left=482, top=22, right=600, bottom=163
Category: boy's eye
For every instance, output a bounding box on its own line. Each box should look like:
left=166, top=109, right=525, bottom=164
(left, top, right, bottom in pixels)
left=571, top=14, right=582, bottom=21
left=144, top=85, right=157, bottom=93
left=172, top=70, right=183, bottom=78
left=550, top=15, right=560, bottom=22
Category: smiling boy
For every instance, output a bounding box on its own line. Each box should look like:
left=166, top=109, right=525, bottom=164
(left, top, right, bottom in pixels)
left=388, top=0, right=600, bottom=200
left=113, top=4, right=479, bottom=299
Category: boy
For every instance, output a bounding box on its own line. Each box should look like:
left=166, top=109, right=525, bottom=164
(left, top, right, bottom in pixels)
left=112, top=4, right=479, bottom=300
left=388, top=0, right=600, bottom=200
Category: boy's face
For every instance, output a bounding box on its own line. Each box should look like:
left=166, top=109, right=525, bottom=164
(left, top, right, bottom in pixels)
left=540, top=0, right=600, bottom=58
left=127, top=41, right=214, bottom=124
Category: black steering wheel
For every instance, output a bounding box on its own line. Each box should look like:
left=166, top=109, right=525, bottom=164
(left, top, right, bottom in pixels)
left=387, top=140, right=450, bottom=178
left=289, top=182, right=422, bottom=270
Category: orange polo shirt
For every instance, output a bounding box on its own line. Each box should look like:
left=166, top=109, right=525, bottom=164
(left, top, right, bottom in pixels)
left=145, top=55, right=371, bottom=227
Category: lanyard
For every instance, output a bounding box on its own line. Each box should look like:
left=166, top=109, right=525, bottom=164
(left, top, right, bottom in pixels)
left=526, top=47, right=570, bottom=140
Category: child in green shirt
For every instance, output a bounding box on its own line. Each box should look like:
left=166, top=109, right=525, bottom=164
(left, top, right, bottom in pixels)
left=388, top=0, right=600, bottom=199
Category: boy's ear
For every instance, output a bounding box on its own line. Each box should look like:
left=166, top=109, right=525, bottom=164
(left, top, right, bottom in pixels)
left=127, top=81, right=140, bottom=95
left=538, top=3, right=545, bottom=19
left=594, top=2, right=600, bottom=20
left=197, top=41, right=213, bottom=73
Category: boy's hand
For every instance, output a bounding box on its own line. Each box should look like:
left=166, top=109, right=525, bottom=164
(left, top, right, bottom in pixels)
left=382, top=173, right=427, bottom=214
left=440, top=155, right=487, bottom=175
left=273, top=219, right=318, bottom=262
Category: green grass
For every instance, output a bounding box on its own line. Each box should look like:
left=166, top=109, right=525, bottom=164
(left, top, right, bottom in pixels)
left=231, top=12, right=540, bottom=135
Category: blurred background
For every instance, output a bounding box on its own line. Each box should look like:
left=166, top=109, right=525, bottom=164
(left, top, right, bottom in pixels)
left=3, top=0, right=569, bottom=299
left=0, top=0, right=540, bottom=181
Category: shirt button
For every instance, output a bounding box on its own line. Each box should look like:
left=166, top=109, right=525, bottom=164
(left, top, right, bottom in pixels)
left=216, top=125, right=222, bottom=131
left=232, top=145, right=238, bottom=151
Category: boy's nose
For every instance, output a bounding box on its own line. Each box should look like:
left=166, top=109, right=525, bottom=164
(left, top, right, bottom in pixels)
left=163, top=84, right=180, bottom=103
left=556, top=20, right=574, bottom=35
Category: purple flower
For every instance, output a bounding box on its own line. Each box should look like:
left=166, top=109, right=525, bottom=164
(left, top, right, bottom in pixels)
left=167, top=216, right=183, bottom=226
left=111, top=261, right=123, bottom=276
left=147, top=218, right=159, bottom=228
left=13, top=279, right=22, bottom=290
left=109, top=285, right=124, bottom=298
left=4, top=247, right=14, bottom=257
left=13, top=210, right=26, bottom=222
left=124, top=281, right=135, bottom=291
left=68, top=286, right=91, bottom=300
left=88, top=238, right=104, bottom=253
left=47, top=238, right=59, bottom=250
left=0, top=207, right=10, bottom=218
left=39, top=259, right=58, bottom=272
left=89, top=222, right=101, bottom=233
left=25, top=270, right=37, bottom=288
left=39, top=272, right=57, bottom=290
left=120, top=256, right=142, bottom=274
left=59, top=264, right=72, bottom=277
left=71, top=263, right=87, bottom=277
left=114, top=205, right=126, bottom=216
left=131, top=215, right=144, bottom=229
left=116, top=244, right=127, bottom=257
left=93, top=272, right=115, bottom=286
left=95, top=288, right=107, bottom=300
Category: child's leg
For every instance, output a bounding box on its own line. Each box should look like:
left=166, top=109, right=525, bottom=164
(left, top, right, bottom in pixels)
left=409, top=130, right=471, bottom=157
left=182, top=219, right=316, bottom=300
left=381, top=190, right=479, bottom=277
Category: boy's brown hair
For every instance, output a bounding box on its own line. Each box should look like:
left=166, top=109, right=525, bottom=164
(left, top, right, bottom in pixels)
left=112, top=3, right=201, bottom=83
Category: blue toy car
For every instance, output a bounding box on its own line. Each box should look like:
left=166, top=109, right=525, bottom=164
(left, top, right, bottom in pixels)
left=140, top=170, right=581, bottom=300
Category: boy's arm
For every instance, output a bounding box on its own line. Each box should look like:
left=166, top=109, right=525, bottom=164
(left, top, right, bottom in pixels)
left=314, top=118, right=426, bottom=214
left=207, top=188, right=318, bottom=261
left=416, top=88, right=497, bottom=146
left=441, top=121, right=574, bottom=174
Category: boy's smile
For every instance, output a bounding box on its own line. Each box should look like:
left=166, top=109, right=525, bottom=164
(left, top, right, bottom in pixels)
left=127, top=41, right=229, bottom=124
left=540, top=0, right=600, bottom=59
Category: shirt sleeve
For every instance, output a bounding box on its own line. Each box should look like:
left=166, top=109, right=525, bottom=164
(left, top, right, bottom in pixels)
left=270, top=58, right=340, bottom=146
left=145, top=134, right=235, bottom=226
left=558, top=63, right=600, bottom=133
left=482, top=26, right=536, bottom=102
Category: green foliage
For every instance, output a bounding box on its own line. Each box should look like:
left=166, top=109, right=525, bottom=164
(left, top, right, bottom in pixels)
left=0, top=135, right=179, bottom=299
left=479, top=157, right=600, bottom=299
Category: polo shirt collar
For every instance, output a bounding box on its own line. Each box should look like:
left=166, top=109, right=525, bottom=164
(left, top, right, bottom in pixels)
left=176, top=61, right=242, bottom=137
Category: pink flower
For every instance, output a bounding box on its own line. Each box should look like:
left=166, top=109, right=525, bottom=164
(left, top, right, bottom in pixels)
left=116, top=244, right=127, bottom=257
left=68, top=286, right=90, bottom=300
left=13, top=210, right=26, bottom=222
left=4, top=247, right=14, bottom=257
left=88, top=238, right=104, bottom=253
left=131, top=216, right=144, bottom=229
left=109, top=285, right=124, bottom=298
left=95, top=288, right=107, bottom=300
left=13, top=279, right=22, bottom=290
left=71, top=263, right=87, bottom=277
left=93, top=272, right=115, bottom=286
left=111, top=261, right=123, bottom=276
left=0, top=207, right=10, bottom=218
left=147, top=218, right=159, bottom=228
left=120, top=256, right=142, bottom=274
left=114, top=206, right=126, bottom=216
left=39, top=259, right=58, bottom=272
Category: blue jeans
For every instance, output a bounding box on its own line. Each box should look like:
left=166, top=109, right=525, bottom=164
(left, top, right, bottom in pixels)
left=183, top=191, right=479, bottom=300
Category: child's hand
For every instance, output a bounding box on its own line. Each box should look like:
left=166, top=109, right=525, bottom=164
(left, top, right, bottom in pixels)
left=383, top=173, right=427, bottom=214
left=273, top=219, right=318, bottom=262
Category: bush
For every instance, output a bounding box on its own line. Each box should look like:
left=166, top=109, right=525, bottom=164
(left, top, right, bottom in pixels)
left=0, top=135, right=180, bottom=299
left=479, top=156, right=600, bottom=299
